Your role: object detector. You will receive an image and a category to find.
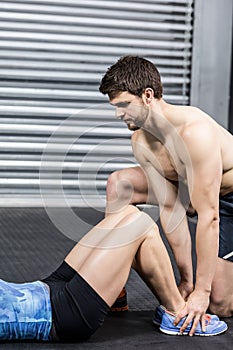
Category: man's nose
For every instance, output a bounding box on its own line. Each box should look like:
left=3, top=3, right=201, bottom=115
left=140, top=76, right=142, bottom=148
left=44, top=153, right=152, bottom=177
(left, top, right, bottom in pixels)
left=115, top=108, right=124, bottom=120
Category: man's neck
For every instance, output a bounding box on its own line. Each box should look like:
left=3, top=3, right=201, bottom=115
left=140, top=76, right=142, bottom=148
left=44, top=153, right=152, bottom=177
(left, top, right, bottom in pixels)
left=142, top=99, right=174, bottom=142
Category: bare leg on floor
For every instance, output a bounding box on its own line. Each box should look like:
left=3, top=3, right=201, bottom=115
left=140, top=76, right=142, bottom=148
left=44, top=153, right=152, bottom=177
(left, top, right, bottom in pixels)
left=65, top=205, right=185, bottom=313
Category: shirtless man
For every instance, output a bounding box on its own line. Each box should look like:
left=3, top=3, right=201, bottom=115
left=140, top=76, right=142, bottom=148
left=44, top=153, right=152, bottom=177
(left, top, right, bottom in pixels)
left=99, top=55, right=233, bottom=335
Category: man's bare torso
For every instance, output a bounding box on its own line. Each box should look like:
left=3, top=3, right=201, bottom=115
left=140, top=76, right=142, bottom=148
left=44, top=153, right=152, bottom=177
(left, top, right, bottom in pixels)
left=133, top=105, right=233, bottom=197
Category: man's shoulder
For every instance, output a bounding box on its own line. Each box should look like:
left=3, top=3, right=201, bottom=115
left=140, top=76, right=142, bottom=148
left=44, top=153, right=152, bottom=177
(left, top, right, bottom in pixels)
left=131, top=129, right=145, bottom=146
left=131, top=129, right=155, bottom=143
left=177, top=120, right=221, bottom=166
left=131, top=129, right=144, bottom=151
left=179, top=119, right=214, bottom=143
left=130, top=130, right=150, bottom=163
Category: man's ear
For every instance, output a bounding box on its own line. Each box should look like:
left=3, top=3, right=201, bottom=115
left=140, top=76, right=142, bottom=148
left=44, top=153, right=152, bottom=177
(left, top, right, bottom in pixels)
left=142, top=88, right=154, bottom=105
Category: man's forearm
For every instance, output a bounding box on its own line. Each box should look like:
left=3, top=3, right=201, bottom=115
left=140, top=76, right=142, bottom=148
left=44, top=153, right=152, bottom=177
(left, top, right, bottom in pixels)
left=195, top=216, right=219, bottom=293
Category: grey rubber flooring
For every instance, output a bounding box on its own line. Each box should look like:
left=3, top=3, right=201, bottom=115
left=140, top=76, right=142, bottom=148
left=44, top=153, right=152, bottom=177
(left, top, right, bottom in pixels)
left=0, top=207, right=232, bottom=349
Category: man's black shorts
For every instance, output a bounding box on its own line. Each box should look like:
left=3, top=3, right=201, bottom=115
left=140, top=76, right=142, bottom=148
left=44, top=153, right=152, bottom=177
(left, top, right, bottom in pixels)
left=42, top=261, right=109, bottom=342
left=219, top=192, right=233, bottom=262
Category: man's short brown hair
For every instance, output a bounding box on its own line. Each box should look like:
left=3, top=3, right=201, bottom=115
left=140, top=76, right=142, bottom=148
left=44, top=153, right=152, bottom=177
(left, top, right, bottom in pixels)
left=99, top=56, right=163, bottom=100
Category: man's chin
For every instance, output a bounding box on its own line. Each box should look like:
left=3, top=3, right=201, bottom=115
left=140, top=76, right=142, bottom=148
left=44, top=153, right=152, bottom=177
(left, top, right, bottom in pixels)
left=127, top=123, right=140, bottom=131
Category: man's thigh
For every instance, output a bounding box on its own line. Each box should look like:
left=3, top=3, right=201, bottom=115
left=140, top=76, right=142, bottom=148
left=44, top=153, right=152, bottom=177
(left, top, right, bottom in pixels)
left=212, top=258, right=233, bottom=293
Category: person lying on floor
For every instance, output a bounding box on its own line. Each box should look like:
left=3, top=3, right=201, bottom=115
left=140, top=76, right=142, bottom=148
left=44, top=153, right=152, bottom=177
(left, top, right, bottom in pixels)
left=0, top=205, right=228, bottom=342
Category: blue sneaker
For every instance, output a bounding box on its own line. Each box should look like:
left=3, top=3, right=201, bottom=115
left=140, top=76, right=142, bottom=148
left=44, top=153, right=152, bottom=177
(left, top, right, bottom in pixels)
left=159, top=310, right=228, bottom=336
left=153, top=305, right=166, bottom=326
left=153, top=305, right=219, bottom=326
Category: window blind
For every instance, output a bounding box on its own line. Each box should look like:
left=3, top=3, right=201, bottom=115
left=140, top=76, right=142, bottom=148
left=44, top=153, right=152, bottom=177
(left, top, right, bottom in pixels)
left=0, top=0, right=193, bottom=206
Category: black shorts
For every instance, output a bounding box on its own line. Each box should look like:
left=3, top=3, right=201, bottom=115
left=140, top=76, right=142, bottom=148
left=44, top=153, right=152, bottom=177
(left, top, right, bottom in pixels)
left=188, top=192, right=233, bottom=262
left=219, top=192, right=233, bottom=262
left=42, top=261, right=109, bottom=342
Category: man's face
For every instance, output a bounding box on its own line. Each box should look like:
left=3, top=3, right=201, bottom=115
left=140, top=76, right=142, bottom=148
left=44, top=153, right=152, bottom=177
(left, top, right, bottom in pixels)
left=110, top=91, right=149, bottom=131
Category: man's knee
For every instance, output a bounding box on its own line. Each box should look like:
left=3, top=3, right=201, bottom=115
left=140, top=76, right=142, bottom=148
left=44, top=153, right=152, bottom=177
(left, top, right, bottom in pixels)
left=209, top=290, right=233, bottom=317
left=209, top=259, right=233, bottom=317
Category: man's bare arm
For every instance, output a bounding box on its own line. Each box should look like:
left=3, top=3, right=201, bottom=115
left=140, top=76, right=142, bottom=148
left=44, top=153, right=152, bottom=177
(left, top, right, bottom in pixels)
left=175, top=123, right=222, bottom=335
left=132, top=133, right=193, bottom=295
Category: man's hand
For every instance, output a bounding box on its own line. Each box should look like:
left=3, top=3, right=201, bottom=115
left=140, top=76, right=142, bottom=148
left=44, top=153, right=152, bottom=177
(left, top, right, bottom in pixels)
left=174, top=289, right=210, bottom=336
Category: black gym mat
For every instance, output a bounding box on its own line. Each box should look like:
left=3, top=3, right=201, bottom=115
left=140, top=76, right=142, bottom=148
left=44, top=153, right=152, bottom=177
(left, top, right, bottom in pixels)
left=0, top=208, right=232, bottom=350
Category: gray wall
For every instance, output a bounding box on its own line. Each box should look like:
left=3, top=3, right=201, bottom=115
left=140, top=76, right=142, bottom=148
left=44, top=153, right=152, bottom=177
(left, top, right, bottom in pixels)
left=191, top=0, right=233, bottom=128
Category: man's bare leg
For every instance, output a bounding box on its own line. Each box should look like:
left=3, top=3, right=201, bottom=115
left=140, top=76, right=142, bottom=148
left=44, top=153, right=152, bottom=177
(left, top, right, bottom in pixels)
left=132, top=221, right=186, bottom=312
left=209, top=258, right=233, bottom=317
left=65, top=205, right=185, bottom=312
left=105, top=166, right=157, bottom=309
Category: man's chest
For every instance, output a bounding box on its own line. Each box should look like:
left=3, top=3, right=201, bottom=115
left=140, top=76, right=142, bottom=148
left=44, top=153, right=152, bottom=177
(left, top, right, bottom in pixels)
left=141, top=136, right=187, bottom=182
